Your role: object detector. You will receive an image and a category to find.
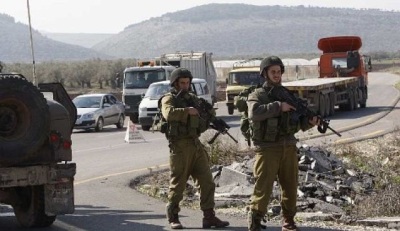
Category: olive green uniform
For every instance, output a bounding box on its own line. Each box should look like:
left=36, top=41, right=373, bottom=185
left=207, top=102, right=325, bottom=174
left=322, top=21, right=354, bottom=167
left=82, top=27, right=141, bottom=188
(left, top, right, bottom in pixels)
left=247, top=82, right=313, bottom=218
left=161, top=90, right=215, bottom=211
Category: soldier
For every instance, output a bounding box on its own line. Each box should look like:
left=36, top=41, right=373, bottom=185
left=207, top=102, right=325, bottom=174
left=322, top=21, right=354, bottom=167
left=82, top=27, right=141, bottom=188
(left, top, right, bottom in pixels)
left=160, top=67, right=229, bottom=229
left=247, top=56, right=320, bottom=231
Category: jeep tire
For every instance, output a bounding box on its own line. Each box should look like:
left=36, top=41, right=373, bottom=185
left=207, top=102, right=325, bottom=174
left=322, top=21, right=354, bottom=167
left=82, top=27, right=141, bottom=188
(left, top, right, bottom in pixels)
left=0, top=76, right=50, bottom=166
left=13, top=186, right=56, bottom=228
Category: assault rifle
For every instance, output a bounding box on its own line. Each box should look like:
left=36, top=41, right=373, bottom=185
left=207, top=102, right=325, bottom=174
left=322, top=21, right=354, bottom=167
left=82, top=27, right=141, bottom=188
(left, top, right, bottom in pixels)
left=268, top=86, right=342, bottom=137
left=186, top=93, right=238, bottom=144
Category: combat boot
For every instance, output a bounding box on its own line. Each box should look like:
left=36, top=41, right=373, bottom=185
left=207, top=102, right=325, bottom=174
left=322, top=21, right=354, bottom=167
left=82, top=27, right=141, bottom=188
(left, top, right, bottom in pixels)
left=202, top=208, right=229, bottom=228
left=166, top=204, right=183, bottom=229
left=247, top=210, right=266, bottom=231
left=282, top=215, right=298, bottom=231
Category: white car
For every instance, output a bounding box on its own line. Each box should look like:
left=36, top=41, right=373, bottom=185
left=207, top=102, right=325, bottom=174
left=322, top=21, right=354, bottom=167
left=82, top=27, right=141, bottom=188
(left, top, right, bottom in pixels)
left=73, top=93, right=125, bottom=132
left=138, top=78, right=213, bottom=131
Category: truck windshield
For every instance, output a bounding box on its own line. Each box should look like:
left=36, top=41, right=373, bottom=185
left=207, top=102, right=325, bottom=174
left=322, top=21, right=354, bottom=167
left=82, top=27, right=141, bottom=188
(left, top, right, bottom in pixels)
left=144, top=84, right=171, bottom=99
left=332, top=58, right=347, bottom=69
left=124, top=70, right=166, bottom=89
left=229, top=72, right=264, bottom=85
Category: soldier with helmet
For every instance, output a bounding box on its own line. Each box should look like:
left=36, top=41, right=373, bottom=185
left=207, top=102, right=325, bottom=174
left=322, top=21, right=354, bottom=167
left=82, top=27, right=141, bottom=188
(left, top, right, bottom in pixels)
left=160, top=67, right=229, bottom=229
left=246, top=56, right=320, bottom=231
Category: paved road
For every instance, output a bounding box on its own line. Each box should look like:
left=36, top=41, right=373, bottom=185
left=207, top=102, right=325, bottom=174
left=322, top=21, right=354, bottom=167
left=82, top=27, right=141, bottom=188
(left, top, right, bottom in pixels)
left=1, top=72, right=399, bottom=230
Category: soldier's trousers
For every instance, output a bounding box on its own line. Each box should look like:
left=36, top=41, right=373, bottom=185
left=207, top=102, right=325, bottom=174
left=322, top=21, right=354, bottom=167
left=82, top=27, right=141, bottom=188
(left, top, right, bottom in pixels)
left=167, top=138, right=215, bottom=210
left=249, top=144, right=298, bottom=217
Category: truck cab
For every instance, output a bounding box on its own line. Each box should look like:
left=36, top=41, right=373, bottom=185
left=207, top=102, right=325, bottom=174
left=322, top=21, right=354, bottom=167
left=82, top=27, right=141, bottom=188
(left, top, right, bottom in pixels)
left=225, top=60, right=264, bottom=115
left=123, top=63, right=175, bottom=122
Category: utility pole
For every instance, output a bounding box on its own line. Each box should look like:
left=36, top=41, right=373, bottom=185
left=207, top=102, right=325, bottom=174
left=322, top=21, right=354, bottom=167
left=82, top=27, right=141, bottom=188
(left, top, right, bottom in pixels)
left=26, top=0, right=37, bottom=86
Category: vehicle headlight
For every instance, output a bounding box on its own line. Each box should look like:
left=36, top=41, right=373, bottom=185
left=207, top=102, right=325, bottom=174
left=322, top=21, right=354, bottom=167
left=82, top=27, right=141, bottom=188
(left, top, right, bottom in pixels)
left=82, top=113, right=94, bottom=119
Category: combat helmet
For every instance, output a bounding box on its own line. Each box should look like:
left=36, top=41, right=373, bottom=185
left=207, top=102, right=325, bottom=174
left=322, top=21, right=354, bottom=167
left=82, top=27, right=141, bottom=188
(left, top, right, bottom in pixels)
left=170, top=67, right=193, bottom=86
left=259, top=56, right=285, bottom=75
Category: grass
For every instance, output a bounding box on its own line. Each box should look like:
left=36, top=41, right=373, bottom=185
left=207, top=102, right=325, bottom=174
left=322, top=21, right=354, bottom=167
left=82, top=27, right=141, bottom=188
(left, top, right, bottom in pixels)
left=329, top=131, right=400, bottom=218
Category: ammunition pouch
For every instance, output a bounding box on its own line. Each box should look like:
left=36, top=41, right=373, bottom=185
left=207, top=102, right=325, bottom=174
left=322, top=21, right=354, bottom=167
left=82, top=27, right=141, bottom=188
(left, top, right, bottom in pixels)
left=251, top=118, right=279, bottom=142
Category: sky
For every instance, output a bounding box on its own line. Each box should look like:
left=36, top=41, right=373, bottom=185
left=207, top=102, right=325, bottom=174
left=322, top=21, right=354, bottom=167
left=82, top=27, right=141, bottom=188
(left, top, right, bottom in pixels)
left=1, top=0, right=400, bottom=34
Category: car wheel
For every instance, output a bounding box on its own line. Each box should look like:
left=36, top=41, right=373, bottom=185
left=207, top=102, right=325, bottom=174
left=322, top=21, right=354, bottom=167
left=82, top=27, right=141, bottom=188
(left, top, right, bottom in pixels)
left=95, top=117, right=104, bottom=132
left=228, top=105, right=234, bottom=115
left=116, top=114, right=125, bottom=129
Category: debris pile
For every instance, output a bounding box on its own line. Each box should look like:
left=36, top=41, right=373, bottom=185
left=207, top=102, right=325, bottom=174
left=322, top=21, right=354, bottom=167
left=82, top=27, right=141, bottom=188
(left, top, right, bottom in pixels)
left=212, top=144, right=376, bottom=217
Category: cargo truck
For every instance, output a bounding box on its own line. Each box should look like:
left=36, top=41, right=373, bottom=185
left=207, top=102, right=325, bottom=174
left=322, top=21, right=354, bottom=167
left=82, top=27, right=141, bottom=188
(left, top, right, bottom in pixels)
left=283, top=36, right=371, bottom=117
left=122, top=51, right=217, bottom=123
left=227, top=36, right=371, bottom=117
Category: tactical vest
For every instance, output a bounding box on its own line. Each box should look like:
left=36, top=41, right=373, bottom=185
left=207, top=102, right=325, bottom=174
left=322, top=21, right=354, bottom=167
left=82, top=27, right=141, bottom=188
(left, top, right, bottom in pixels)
left=250, top=88, right=300, bottom=142
left=160, top=91, right=209, bottom=140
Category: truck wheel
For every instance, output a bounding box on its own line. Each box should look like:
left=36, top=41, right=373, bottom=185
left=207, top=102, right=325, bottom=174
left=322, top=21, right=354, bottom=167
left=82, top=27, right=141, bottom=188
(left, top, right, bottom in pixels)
left=318, top=94, right=326, bottom=117
left=95, top=117, right=104, bottom=132
left=329, top=93, right=336, bottom=116
left=130, top=114, right=139, bottom=123
left=360, top=87, right=367, bottom=108
left=354, top=90, right=359, bottom=110
left=347, top=90, right=355, bottom=111
left=324, top=95, right=330, bottom=117
left=0, top=76, right=50, bottom=166
left=115, top=114, right=125, bottom=129
left=228, top=105, right=234, bottom=115
left=13, top=186, right=56, bottom=228
left=141, top=125, right=151, bottom=131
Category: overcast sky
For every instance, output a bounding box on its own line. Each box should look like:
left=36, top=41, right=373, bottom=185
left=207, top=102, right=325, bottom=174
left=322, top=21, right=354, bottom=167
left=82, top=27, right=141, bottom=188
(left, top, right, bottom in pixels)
left=1, top=0, right=400, bottom=34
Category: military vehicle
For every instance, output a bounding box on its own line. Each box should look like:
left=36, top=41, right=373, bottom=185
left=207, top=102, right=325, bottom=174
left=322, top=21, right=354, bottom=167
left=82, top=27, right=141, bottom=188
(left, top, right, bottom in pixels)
left=0, top=73, right=77, bottom=227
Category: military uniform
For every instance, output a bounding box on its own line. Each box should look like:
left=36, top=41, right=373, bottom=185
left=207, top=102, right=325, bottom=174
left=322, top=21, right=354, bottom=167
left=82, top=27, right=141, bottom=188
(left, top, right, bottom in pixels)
left=161, top=90, right=215, bottom=210
left=246, top=56, right=314, bottom=231
left=161, top=67, right=229, bottom=229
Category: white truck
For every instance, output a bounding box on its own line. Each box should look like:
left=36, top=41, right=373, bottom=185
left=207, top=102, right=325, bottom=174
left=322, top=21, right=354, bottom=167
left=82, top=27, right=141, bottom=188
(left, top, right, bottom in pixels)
left=122, top=51, right=217, bottom=123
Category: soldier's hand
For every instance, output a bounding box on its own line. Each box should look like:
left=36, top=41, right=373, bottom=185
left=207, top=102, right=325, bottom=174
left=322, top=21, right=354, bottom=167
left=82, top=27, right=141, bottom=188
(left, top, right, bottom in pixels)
left=308, top=116, right=321, bottom=126
left=213, top=118, right=229, bottom=131
left=186, top=107, right=199, bottom=116
left=281, top=102, right=296, bottom=112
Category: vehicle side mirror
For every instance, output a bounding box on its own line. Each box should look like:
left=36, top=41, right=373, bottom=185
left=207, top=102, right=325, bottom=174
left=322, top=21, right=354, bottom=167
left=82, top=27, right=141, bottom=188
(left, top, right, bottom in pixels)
left=141, top=93, right=145, bottom=98
left=225, top=78, right=228, bottom=84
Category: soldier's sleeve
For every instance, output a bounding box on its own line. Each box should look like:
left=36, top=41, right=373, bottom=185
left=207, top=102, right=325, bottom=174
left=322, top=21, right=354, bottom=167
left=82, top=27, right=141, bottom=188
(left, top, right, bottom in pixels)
left=247, top=91, right=281, bottom=122
left=161, top=94, right=189, bottom=124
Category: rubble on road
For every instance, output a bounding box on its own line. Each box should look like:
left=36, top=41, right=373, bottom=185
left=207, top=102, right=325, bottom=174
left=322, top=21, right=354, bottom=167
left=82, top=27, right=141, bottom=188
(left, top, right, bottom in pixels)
left=213, top=143, right=376, bottom=219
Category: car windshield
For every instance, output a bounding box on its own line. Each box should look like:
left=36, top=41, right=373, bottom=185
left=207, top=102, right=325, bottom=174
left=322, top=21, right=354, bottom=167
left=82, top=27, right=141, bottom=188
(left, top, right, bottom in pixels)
left=229, top=72, right=264, bottom=85
left=73, top=96, right=102, bottom=108
left=144, top=84, right=171, bottom=99
left=124, top=70, right=166, bottom=89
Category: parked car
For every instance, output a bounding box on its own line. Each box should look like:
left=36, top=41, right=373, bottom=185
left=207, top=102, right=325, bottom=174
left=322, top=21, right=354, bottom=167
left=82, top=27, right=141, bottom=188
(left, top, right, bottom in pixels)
left=138, top=78, right=213, bottom=131
left=73, top=93, right=125, bottom=131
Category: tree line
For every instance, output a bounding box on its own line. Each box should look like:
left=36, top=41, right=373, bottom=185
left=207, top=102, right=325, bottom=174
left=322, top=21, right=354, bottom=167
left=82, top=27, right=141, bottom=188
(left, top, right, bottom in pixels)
left=1, top=58, right=135, bottom=90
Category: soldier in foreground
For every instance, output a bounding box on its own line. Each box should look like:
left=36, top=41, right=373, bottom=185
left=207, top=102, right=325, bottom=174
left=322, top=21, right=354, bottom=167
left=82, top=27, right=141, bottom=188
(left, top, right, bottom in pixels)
left=247, top=56, right=320, bottom=231
left=160, top=68, right=229, bottom=229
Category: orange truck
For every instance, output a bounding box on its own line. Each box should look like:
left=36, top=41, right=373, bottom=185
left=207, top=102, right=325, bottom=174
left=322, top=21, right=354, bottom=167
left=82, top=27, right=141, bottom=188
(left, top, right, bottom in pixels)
left=283, top=36, right=372, bottom=117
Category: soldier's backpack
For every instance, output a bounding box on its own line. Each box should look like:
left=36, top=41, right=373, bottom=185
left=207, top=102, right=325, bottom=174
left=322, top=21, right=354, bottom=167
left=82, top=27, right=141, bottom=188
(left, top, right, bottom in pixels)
left=234, top=86, right=258, bottom=146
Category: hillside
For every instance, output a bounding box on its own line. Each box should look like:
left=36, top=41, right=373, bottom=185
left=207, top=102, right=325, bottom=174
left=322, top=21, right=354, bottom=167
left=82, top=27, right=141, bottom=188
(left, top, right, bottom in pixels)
left=2, top=4, right=400, bottom=62
left=42, top=32, right=114, bottom=48
left=0, top=14, right=111, bottom=63
left=93, top=4, right=400, bottom=58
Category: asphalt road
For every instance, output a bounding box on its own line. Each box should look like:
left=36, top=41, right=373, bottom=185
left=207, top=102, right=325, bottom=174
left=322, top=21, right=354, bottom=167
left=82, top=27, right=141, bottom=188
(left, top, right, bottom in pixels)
left=1, top=72, right=399, bottom=230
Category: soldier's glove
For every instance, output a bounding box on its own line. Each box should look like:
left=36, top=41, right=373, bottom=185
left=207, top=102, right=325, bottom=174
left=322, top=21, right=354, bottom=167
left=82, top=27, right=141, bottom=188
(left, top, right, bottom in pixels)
left=211, top=118, right=229, bottom=132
